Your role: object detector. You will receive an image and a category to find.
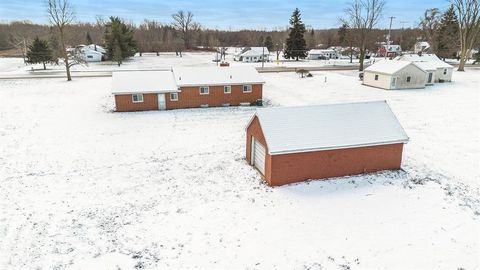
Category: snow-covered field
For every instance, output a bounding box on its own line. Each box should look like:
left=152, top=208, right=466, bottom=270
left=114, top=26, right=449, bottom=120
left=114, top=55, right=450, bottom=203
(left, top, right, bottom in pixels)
left=0, top=57, right=479, bottom=269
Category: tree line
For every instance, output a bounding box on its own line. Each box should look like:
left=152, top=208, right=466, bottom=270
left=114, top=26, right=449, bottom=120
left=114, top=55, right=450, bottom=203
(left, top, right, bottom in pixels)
left=1, top=0, right=479, bottom=80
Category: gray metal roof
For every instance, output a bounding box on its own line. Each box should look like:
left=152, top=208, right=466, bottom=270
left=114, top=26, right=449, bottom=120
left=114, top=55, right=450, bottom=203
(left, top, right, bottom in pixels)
left=253, top=101, right=409, bottom=155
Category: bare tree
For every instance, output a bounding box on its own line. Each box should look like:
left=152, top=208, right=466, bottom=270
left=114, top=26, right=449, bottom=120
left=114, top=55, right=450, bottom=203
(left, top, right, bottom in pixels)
left=172, top=10, right=194, bottom=49
left=453, top=0, right=480, bottom=71
left=47, top=0, right=75, bottom=81
left=419, top=8, right=442, bottom=53
left=342, top=0, right=385, bottom=71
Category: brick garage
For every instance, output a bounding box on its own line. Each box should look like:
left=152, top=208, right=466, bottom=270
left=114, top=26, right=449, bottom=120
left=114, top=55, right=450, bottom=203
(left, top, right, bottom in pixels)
left=112, top=66, right=265, bottom=112
left=246, top=101, right=409, bottom=186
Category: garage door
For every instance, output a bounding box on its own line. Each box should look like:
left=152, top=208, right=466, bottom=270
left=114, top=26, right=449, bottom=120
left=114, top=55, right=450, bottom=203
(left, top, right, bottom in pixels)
left=252, top=137, right=266, bottom=175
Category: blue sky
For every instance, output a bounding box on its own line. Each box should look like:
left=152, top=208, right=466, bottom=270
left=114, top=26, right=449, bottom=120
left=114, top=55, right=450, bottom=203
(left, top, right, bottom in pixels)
left=0, top=0, right=450, bottom=29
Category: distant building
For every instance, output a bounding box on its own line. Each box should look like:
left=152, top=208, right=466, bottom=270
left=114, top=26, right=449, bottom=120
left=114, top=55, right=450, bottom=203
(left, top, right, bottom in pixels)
left=396, top=54, right=454, bottom=83
left=307, top=49, right=338, bottom=60
left=363, top=60, right=427, bottom=90
left=245, top=101, right=409, bottom=186
left=377, top=44, right=402, bottom=58
left=112, top=66, right=265, bottom=112
left=68, top=44, right=106, bottom=62
left=414, top=41, right=431, bottom=54
left=234, top=47, right=270, bottom=63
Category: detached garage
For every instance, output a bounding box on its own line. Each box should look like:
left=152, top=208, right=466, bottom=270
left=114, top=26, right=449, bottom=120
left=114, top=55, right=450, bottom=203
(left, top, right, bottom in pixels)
left=246, top=101, right=409, bottom=186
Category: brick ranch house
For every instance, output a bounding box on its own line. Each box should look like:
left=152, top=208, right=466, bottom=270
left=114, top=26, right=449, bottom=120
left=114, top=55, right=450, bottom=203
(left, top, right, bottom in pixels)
left=112, top=66, right=265, bottom=112
left=246, top=101, right=409, bottom=186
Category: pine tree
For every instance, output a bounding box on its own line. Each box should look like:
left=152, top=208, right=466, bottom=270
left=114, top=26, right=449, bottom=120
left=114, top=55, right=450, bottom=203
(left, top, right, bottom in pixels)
left=284, top=8, right=307, bottom=60
left=437, top=5, right=459, bottom=59
left=86, top=31, right=93, bottom=44
left=264, top=36, right=274, bottom=51
left=26, top=36, right=54, bottom=70
left=338, top=23, right=349, bottom=46
left=104, top=16, right=137, bottom=66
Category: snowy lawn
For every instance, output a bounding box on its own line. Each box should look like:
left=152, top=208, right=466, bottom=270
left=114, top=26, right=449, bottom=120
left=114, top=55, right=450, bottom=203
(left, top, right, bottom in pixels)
left=0, top=70, right=479, bottom=269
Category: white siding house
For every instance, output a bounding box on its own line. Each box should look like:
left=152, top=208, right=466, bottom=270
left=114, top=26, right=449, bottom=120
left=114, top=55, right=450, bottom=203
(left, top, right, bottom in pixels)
left=363, top=60, right=427, bottom=90
left=234, top=47, right=270, bottom=62
left=396, top=54, right=453, bottom=82
left=307, top=49, right=338, bottom=60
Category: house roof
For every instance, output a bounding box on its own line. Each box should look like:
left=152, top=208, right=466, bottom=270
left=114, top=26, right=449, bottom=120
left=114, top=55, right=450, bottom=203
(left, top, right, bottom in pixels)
left=251, top=101, right=409, bottom=155
left=309, top=49, right=336, bottom=54
left=111, top=70, right=178, bottom=94
left=364, top=60, right=422, bottom=75
left=396, top=54, right=453, bottom=68
left=173, top=66, right=265, bottom=86
left=414, top=61, right=438, bottom=71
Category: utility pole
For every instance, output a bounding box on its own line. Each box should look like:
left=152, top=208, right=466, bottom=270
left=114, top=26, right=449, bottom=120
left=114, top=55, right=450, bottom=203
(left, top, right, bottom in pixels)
left=386, top=16, right=395, bottom=59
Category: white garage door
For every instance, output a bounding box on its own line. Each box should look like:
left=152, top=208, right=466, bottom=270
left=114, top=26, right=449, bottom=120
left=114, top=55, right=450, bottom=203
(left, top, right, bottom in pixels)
left=252, top=137, right=266, bottom=175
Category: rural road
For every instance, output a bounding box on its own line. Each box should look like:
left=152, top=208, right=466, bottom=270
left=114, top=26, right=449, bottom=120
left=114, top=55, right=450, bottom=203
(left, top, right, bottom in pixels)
left=0, top=63, right=479, bottom=80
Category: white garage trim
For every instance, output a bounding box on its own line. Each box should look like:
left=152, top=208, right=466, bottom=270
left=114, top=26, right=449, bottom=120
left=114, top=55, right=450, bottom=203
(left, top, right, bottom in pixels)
left=252, top=137, right=266, bottom=175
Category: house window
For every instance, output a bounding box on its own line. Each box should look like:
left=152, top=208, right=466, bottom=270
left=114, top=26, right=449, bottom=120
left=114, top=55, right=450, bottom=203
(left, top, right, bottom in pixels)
left=87, top=55, right=93, bottom=59
left=406, top=76, right=411, bottom=83
left=443, top=69, right=447, bottom=75
left=170, top=93, right=178, bottom=101
left=224, top=86, right=231, bottom=94
left=243, top=85, right=252, bottom=93
left=132, top=94, right=143, bottom=103
left=199, top=86, right=209, bottom=95
left=374, top=74, right=379, bottom=80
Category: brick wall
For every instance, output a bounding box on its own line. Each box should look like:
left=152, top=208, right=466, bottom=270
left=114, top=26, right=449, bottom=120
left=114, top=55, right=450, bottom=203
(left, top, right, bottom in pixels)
left=166, top=84, right=262, bottom=109
left=246, top=115, right=272, bottom=183
left=114, top=94, right=159, bottom=112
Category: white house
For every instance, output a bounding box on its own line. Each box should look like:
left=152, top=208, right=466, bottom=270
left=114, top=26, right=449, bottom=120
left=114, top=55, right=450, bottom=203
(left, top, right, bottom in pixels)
left=363, top=60, right=427, bottom=90
left=414, top=41, right=431, bottom=54
left=396, top=54, right=453, bottom=82
left=234, top=47, right=270, bottom=63
left=69, top=44, right=106, bottom=62
left=307, top=49, right=338, bottom=60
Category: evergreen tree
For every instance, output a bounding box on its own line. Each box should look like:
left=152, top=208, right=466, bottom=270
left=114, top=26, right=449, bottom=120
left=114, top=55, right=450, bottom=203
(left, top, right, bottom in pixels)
left=437, top=5, right=459, bottom=59
left=264, top=36, right=274, bottom=51
left=104, top=16, right=137, bottom=66
left=86, top=31, right=93, bottom=44
left=338, top=23, right=349, bottom=46
left=284, top=8, right=307, bottom=60
left=26, top=36, right=54, bottom=70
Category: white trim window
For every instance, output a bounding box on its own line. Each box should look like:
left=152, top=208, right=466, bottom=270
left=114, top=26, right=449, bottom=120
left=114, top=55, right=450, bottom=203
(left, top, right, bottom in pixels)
left=132, top=94, right=144, bottom=103
left=199, top=86, right=209, bottom=95
left=243, top=85, right=252, bottom=93
left=443, top=69, right=447, bottom=75
left=224, top=85, right=231, bottom=94
left=374, top=74, right=379, bottom=81
left=406, top=76, right=411, bottom=83
left=170, top=92, right=178, bottom=101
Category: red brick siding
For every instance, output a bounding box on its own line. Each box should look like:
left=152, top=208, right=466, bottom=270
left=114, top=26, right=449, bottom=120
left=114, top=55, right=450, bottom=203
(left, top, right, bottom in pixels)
left=246, top=117, right=405, bottom=186
left=114, top=94, right=158, bottom=112
left=246, top=116, right=273, bottom=184
left=269, top=144, right=404, bottom=186
left=166, top=84, right=262, bottom=109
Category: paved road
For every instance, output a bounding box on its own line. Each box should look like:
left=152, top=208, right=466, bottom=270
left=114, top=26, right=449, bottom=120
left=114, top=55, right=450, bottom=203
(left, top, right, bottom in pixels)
left=0, top=64, right=479, bottom=80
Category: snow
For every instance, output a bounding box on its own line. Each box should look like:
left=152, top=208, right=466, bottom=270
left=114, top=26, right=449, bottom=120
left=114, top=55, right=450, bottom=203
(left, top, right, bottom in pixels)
left=397, top=54, right=454, bottom=69
left=174, top=66, right=264, bottom=86
left=111, top=70, right=178, bottom=94
left=364, top=60, right=419, bottom=74
left=254, top=101, right=409, bottom=154
left=0, top=57, right=479, bottom=269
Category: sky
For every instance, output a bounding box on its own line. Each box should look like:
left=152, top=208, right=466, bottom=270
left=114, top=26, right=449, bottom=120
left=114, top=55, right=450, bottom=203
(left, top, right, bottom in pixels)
left=0, top=0, right=451, bottom=30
